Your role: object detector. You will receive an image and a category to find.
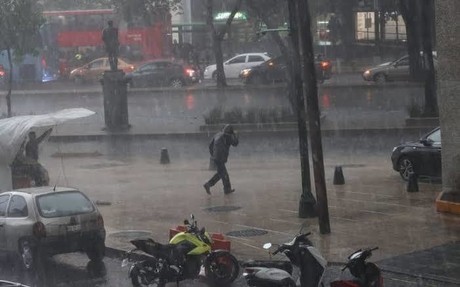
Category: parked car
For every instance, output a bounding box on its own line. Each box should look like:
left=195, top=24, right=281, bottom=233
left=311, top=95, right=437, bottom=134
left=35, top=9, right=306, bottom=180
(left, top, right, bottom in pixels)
left=0, top=187, right=106, bottom=271
left=69, top=57, right=135, bottom=84
left=239, top=55, right=332, bottom=85
left=362, top=54, right=438, bottom=83
left=125, top=60, right=198, bottom=88
left=391, top=127, right=441, bottom=181
left=204, top=53, right=271, bottom=80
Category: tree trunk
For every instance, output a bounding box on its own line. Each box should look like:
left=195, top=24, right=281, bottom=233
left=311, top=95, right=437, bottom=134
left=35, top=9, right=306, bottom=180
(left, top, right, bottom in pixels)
left=212, top=32, right=227, bottom=87
left=6, top=47, right=13, bottom=118
left=421, top=0, right=438, bottom=116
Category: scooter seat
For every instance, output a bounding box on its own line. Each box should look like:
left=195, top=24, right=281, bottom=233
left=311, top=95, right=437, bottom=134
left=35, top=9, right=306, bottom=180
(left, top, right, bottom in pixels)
left=242, top=260, right=293, bottom=275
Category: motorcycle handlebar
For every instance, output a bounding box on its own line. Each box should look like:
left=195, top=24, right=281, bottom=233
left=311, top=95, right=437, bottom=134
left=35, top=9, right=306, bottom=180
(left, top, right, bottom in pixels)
left=272, top=233, right=311, bottom=255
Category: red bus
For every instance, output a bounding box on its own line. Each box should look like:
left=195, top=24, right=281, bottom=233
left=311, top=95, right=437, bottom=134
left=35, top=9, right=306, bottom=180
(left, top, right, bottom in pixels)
left=42, top=9, right=172, bottom=76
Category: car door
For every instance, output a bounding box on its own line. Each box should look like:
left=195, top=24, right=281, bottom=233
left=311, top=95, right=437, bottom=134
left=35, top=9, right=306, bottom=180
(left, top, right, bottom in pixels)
left=155, top=62, right=171, bottom=86
left=0, top=194, right=10, bottom=252
left=424, top=128, right=442, bottom=177
left=134, top=63, right=156, bottom=87
left=225, top=55, right=247, bottom=78
left=388, top=56, right=410, bottom=81
left=87, top=58, right=106, bottom=81
left=5, top=195, right=30, bottom=251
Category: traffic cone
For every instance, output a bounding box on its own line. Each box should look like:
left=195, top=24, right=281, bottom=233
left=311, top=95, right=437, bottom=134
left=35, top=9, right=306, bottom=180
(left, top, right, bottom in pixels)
left=407, top=172, right=419, bottom=192
left=160, top=148, right=170, bottom=164
left=333, top=166, right=345, bottom=185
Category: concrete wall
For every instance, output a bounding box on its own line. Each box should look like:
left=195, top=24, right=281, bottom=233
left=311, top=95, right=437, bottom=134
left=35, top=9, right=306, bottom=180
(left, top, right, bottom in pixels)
left=436, top=0, right=460, bottom=199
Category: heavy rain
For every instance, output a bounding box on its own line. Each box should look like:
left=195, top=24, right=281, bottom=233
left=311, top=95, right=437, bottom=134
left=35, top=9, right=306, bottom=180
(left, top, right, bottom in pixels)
left=0, top=0, right=459, bottom=286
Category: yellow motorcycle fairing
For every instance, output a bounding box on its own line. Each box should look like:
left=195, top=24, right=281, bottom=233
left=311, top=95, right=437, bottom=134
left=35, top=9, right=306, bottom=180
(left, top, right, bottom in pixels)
left=169, top=231, right=212, bottom=255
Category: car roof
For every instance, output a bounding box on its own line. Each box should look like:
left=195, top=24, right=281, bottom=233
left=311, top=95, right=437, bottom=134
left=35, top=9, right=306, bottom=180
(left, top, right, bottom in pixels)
left=1, top=186, right=78, bottom=196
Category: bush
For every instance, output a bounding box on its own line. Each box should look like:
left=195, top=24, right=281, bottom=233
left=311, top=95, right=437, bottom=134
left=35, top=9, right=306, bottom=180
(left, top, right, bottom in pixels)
left=223, top=107, right=244, bottom=124
left=204, top=107, right=223, bottom=125
left=203, top=107, right=297, bottom=124
left=406, top=101, right=423, bottom=118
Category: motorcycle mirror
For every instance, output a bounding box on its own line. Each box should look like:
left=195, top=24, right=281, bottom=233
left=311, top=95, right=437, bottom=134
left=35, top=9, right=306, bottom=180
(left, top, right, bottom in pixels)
left=263, top=243, right=272, bottom=250
left=184, top=220, right=189, bottom=225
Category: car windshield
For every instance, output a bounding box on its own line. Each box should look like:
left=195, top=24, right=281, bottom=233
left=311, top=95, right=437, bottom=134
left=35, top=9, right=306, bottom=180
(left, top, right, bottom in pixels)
left=36, top=191, right=94, bottom=218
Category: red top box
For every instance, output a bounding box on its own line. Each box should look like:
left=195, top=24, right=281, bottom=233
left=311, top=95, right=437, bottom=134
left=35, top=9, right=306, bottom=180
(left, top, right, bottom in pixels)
left=169, top=225, right=231, bottom=251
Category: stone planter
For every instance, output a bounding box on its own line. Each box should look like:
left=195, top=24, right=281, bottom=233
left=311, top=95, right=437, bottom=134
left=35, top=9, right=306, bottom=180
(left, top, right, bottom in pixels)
left=199, top=122, right=299, bottom=132
left=405, top=117, right=439, bottom=128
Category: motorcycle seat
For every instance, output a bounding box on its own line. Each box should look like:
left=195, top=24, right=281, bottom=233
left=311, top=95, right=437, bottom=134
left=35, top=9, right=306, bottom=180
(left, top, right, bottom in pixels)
left=242, top=260, right=293, bottom=275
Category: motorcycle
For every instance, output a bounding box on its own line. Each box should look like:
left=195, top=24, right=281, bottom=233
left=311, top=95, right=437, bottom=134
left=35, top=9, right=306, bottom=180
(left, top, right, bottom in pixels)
left=242, top=227, right=327, bottom=287
left=330, top=247, right=383, bottom=287
left=121, top=214, right=239, bottom=287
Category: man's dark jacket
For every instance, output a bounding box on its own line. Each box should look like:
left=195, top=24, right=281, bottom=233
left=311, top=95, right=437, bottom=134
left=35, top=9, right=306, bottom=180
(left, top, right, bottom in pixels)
left=209, top=125, right=238, bottom=163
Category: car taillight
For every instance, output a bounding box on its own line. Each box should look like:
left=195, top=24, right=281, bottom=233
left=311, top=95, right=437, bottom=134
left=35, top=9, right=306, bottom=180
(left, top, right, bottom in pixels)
left=33, top=222, right=46, bottom=238
left=185, top=68, right=195, bottom=77
left=96, top=214, right=104, bottom=228
left=320, top=61, right=330, bottom=69
left=0, top=70, right=4, bottom=77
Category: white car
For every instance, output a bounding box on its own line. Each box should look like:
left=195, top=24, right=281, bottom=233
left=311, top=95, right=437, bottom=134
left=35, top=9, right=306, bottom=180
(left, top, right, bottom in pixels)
left=204, top=53, right=271, bottom=80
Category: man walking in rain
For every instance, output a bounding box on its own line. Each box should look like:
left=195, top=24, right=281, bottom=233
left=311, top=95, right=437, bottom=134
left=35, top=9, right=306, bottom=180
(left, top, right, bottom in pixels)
left=204, top=124, right=239, bottom=195
left=102, top=20, right=119, bottom=71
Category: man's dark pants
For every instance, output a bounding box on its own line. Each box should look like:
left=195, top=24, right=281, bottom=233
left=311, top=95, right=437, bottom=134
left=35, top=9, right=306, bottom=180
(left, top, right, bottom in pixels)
left=206, top=160, right=232, bottom=192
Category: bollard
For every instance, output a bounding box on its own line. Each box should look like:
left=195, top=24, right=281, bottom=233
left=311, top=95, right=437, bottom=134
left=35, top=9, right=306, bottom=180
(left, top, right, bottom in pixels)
left=407, top=172, right=419, bottom=192
left=160, top=148, right=170, bottom=164
left=333, top=166, right=345, bottom=185
left=208, top=158, right=217, bottom=170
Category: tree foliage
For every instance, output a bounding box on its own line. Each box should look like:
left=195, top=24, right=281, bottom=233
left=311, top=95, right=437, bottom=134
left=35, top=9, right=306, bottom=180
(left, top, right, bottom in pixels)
left=111, top=0, right=182, bottom=25
left=42, top=0, right=112, bottom=10
left=0, top=0, right=45, bottom=117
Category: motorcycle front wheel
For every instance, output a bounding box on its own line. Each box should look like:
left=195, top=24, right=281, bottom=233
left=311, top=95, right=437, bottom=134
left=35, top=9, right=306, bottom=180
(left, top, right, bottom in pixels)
left=130, top=261, right=165, bottom=287
left=205, top=252, right=240, bottom=285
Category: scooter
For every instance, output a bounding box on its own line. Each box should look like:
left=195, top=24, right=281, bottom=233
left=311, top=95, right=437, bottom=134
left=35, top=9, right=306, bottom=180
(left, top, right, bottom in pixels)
left=242, top=228, right=328, bottom=287
left=330, top=247, right=383, bottom=287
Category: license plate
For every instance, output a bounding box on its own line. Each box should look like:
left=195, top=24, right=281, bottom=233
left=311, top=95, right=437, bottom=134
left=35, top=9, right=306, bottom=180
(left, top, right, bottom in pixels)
left=67, top=224, right=81, bottom=232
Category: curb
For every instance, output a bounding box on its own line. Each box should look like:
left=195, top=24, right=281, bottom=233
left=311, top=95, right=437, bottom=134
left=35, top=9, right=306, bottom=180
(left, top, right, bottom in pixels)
left=48, top=126, right=435, bottom=142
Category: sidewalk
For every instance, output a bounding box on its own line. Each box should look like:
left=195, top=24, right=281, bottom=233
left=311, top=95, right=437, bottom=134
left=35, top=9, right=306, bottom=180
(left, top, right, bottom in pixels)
left=42, top=147, right=460, bottom=284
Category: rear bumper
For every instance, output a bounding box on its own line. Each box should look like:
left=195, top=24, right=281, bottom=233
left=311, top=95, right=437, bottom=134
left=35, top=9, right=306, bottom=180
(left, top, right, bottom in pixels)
left=36, top=229, right=106, bottom=255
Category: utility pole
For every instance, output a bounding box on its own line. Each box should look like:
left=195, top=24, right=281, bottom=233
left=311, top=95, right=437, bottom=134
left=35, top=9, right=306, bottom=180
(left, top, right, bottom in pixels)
left=296, top=0, right=331, bottom=234
left=287, top=0, right=317, bottom=218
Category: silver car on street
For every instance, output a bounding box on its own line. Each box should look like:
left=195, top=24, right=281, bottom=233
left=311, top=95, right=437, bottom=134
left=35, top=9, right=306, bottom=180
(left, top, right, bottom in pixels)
left=362, top=55, right=437, bottom=83
left=0, top=187, right=105, bottom=271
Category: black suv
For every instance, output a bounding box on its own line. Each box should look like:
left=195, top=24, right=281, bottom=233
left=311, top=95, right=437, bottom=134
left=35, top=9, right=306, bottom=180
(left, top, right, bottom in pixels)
left=239, top=56, right=332, bottom=85
left=126, top=60, right=198, bottom=88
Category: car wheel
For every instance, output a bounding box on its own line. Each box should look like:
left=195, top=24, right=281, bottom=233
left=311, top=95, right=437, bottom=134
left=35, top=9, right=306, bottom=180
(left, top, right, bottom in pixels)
left=170, top=78, right=184, bottom=88
left=18, top=240, right=37, bottom=271
left=374, top=73, right=386, bottom=84
left=398, top=156, right=415, bottom=181
left=86, top=238, right=105, bottom=262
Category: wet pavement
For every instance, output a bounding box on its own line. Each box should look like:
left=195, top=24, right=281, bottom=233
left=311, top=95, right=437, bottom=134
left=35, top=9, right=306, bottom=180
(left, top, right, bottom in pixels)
left=36, top=132, right=460, bottom=285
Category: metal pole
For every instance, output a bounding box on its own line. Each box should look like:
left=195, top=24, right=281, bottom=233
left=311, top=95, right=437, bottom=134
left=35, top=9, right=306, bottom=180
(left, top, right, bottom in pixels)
left=296, top=0, right=331, bottom=234
left=287, top=0, right=317, bottom=218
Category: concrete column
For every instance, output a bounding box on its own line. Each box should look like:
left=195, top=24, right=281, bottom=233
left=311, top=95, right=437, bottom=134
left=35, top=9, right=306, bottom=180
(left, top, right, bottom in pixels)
left=435, top=0, right=460, bottom=212
left=102, top=70, right=130, bottom=131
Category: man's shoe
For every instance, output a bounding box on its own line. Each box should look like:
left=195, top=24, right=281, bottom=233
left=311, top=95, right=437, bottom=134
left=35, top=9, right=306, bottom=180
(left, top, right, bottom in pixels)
left=224, top=189, right=235, bottom=194
left=204, top=184, right=211, bottom=195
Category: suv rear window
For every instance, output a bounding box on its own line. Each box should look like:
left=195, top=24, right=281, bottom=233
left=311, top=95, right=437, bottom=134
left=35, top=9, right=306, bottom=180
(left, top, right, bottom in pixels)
left=36, top=191, right=95, bottom=218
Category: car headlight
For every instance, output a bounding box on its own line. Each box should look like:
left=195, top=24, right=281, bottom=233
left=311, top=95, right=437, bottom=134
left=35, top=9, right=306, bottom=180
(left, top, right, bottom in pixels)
left=364, top=70, right=371, bottom=76
left=392, top=146, right=398, bottom=152
left=240, top=68, right=251, bottom=77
